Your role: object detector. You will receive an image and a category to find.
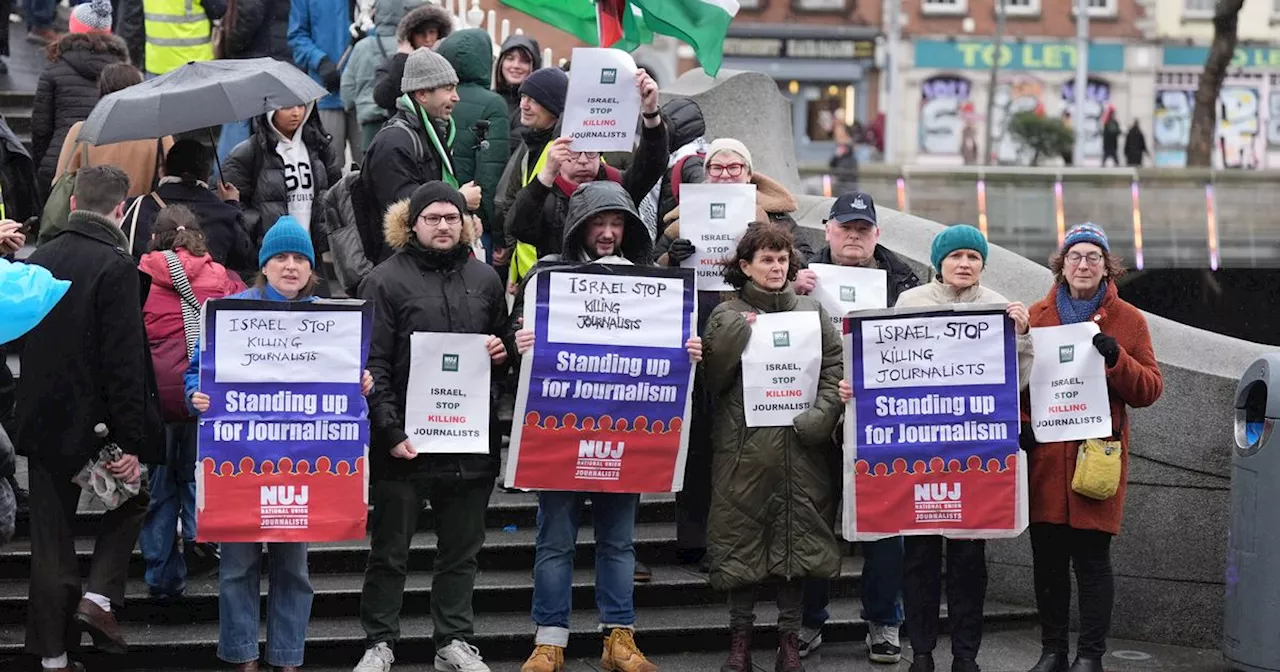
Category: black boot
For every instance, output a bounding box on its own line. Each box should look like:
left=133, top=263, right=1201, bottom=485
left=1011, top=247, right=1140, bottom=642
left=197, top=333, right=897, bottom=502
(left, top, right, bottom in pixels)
left=952, top=659, right=981, bottom=672
left=910, top=653, right=935, bottom=672
left=1068, top=657, right=1104, bottom=672
left=1028, top=651, right=1069, bottom=672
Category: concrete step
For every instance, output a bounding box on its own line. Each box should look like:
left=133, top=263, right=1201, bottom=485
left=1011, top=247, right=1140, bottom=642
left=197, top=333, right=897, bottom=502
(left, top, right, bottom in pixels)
left=2, top=106, right=30, bottom=135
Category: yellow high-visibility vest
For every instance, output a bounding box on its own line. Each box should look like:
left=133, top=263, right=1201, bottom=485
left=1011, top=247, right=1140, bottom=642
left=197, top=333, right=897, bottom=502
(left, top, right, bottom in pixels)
left=143, top=0, right=214, bottom=75
left=508, top=142, right=554, bottom=286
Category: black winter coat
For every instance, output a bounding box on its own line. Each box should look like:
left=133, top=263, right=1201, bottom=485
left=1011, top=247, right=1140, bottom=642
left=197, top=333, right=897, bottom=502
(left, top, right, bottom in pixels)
left=361, top=103, right=453, bottom=232
left=226, top=0, right=292, bottom=60
left=655, top=97, right=706, bottom=226
left=223, top=111, right=342, bottom=243
left=124, top=180, right=257, bottom=274
left=358, top=198, right=510, bottom=481
left=15, top=211, right=165, bottom=474
left=373, top=52, right=409, bottom=115
left=808, top=243, right=922, bottom=307
left=31, top=33, right=130, bottom=193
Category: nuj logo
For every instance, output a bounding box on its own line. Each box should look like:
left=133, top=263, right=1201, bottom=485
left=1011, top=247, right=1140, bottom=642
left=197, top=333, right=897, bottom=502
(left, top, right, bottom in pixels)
left=579, top=440, right=625, bottom=459
left=914, top=482, right=961, bottom=502
left=261, top=485, right=309, bottom=506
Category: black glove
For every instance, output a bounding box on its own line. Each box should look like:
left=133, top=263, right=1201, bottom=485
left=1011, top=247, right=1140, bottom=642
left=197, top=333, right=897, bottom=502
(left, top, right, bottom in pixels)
left=667, top=238, right=696, bottom=266
left=317, top=58, right=341, bottom=93
left=1093, top=332, right=1120, bottom=368
left=1018, top=422, right=1037, bottom=452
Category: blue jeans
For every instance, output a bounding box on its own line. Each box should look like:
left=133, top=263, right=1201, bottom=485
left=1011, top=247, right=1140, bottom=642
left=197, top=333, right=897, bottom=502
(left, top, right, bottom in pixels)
left=531, top=491, right=639, bottom=646
left=803, top=536, right=904, bottom=628
left=218, top=542, right=313, bottom=667
left=139, top=465, right=196, bottom=597
left=213, top=119, right=253, bottom=183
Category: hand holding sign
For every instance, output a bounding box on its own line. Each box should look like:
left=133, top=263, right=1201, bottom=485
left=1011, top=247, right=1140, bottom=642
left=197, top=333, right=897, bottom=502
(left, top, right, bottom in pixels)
left=539, top=137, right=574, bottom=186
left=486, top=335, right=508, bottom=364
left=1006, top=302, right=1030, bottom=334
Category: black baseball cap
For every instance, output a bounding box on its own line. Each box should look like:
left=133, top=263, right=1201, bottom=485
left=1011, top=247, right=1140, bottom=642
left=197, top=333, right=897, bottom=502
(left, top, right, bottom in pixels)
left=827, top=190, right=878, bottom=226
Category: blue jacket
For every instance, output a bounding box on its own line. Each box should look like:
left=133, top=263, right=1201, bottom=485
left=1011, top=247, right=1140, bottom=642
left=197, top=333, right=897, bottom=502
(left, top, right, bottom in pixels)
left=287, top=0, right=352, bottom=110
left=183, top=284, right=319, bottom=413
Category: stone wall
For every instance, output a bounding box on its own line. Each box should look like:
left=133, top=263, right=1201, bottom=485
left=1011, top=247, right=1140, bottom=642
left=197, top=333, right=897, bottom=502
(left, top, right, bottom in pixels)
left=662, top=69, right=1273, bottom=648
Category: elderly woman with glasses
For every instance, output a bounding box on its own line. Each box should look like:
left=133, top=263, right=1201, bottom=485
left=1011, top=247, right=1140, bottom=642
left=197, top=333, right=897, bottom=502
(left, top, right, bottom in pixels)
left=1022, top=223, right=1162, bottom=672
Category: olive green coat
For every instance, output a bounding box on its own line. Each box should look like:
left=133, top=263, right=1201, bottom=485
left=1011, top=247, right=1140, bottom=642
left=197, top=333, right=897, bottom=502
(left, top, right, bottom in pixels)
left=701, top=281, right=844, bottom=591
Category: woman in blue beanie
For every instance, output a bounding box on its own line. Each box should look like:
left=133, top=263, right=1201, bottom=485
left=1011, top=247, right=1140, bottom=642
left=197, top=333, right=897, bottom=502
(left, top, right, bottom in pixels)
left=878, top=224, right=1033, bottom=672
left=184, top=216, right=374, bottom=672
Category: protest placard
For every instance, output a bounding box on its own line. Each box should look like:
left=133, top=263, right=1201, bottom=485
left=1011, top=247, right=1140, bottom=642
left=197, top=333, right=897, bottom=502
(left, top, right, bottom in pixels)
left=1029, top=322, right=1112, bottom=442
left=196, top=298, right=372, bottom=543
left=560, top=48, right=641, bottom=152
left=404, top=332, right=491, bottom=454
left=807, top=263, right=888, bottom=329
left=505, top=264, right=696, bottom=493
left=843, top=305, right=1027, bottom=540
left=741, top=311, right=822, bottom=427
left=678, top=183, right=755, bottom=291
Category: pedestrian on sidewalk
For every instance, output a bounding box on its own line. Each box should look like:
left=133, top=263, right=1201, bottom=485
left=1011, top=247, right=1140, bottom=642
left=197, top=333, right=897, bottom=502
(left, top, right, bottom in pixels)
left=701, top=223, right=843, bottom=672
left=1021, top=224, right=1162, bottom=672
left=353, top=182, right=511, bottom=672
left=185, top=216, right=375, bottom=672
left=17, top=165, right=163, bottom=672
left=137, top=205, right=245, bottom=600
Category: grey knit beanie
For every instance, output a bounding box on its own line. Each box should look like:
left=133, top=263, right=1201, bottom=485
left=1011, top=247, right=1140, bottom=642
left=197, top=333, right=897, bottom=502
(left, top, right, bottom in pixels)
left=401, top=47, right=459, bottom=93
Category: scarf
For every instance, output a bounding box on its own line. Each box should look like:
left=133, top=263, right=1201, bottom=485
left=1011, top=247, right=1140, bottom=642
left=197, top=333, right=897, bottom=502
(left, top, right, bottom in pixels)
left=400, top=94, right=458, bottom=188
left=1055, top=280, right=1107, bottom=325
left=68, top=210, right=129, bottom=248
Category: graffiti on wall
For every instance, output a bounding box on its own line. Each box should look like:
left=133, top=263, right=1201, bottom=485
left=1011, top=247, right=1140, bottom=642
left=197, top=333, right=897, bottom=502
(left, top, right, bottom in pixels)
left=1153, top=86, right=1261, bottom=168
left=919, top=75, right=974, bottom=156
left=990, top=75, right=1045, bottom=165
left=1060, top=78, right=1112, bottom=159
left=1267, top=90, right=1280, bottom=147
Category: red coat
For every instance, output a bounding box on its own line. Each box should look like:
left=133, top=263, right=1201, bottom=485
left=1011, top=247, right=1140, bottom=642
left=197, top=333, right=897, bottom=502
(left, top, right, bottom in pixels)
left=139, top=249, right=246, bottom=342
left=1023, top=282, right=1163, bottom=535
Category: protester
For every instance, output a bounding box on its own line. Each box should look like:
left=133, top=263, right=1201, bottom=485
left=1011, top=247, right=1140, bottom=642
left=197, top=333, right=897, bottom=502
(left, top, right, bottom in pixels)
left=55, top=63, right=173, bottom=198
left=371, top=4, right=454, bottom=115
left=796, top=190, right=921, bottom=663
left=17, top=165, right=162, bottom=672
left=511, top=181, right=702, bottom=672
left=642, top=96, right=706, bottom=234
left=1022, top=224, right=1162, bottom=672
left=123, top=139, right=256, bottom=273
left=506, top=69, right=666, bottom=261
left=494, top=66, right=568, bottom=284
left=116, top=0, right=223, bottom=77
left=0, top=222, right=28, bottom=521
left=215, top=0, right=294, bottom=166
left=1100, top=105, right=1120, bottom=168
left=343, top=0, right=443, bottom=150
left=224, top=104, right=343, bottom=245
left=31, top=26, right=130, bottom=195
left=186, top=216, right=374, bottom=672
left=353, top=182, right=509, bottom=672
left=137, top=205, right=244, bottom=600
left=879, top=224, right=1033, bottom=672
left=1124, top=121, right=1149, bottom=168
left=492, top=35, right=541, bottom=154
left=699, top=223, right=843, bottom=672
left=288, top=0, right=360, bottom=165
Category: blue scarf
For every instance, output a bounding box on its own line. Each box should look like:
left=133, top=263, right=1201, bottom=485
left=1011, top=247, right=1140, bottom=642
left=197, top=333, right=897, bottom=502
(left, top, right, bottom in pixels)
left=1055, top=280, right=1107, bottom=324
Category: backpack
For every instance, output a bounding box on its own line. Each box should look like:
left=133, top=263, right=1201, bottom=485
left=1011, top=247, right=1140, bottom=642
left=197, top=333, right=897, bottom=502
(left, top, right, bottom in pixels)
left=37, top=144, right=89, bottom=246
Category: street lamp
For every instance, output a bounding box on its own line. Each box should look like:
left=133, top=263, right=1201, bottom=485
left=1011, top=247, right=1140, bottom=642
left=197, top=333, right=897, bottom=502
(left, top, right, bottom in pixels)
left=983, top=0, right=1006, bottom=166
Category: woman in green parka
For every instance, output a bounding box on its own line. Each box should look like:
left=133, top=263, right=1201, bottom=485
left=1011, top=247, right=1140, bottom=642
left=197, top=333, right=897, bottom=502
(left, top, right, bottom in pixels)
left=701, top=223, right=844, bottom=672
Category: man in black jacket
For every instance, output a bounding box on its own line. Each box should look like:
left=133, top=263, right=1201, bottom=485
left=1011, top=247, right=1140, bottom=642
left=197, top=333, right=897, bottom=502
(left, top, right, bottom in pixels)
left=355, top=182, right=509, bottom=672
left=17, top=166, right=161, bottom=672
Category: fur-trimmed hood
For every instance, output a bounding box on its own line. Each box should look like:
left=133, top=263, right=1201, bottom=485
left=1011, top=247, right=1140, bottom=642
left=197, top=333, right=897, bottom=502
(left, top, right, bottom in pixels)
left=659, top=170, right=798, bottom=240
left=382, top=198, right=474, bottom=250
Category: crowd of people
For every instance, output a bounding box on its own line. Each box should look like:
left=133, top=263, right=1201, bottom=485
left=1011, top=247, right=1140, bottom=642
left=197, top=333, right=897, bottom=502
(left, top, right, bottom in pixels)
left=0, top=3, right=1164, bottom=672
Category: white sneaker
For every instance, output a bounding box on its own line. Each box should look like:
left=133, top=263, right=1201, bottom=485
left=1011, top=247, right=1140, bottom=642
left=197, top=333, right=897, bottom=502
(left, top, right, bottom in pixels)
left=435, top=639, right=491, bottom=672
left=798, top=625, right=823, bottom=658
left=354, top=642, right=395, bottom=672
left=866, top=622, right=902, bottom=664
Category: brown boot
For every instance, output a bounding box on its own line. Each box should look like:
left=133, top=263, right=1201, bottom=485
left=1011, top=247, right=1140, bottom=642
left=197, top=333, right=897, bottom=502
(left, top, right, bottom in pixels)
left=720, top=628, right=752, bottom=672
left=520, top=644, right=565, bottom=672
left=73, top=598, right=127, bottom=654
left=600, top=628, right=657, bottom=672
left=775, top=630, right=804, bottom=672
left=233, top=662, right=258, bottom=672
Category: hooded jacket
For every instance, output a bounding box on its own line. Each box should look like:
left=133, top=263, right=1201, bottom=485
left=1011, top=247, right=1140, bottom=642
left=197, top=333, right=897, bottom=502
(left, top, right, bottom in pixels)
left=493, top=35, right=542, bottom=153
left=371, top=4, right=455, bottom=113
left=343, top=0, right=431, bottom=125
left=227, top=0, right=293, bottom=60
left=31, top=33, right=131, bottom=191
left=223, top=105, right=343, bottom=243
left=809, top=243, right=921, bottom=307
left=701, top=280, right=844, bottom=590
left=438, top=29, right=511, bottom=238
left=358, top=197, right=510, bottom=481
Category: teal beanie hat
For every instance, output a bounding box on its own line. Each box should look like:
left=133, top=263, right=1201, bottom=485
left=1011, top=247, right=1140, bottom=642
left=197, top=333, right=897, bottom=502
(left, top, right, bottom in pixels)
left=931, top=224, right=989, bottom=271
left=258, top=216, right=315, bottom=269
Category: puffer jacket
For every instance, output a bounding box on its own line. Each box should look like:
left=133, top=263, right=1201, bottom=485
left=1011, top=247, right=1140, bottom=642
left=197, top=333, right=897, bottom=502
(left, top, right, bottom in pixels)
left=655, top=97, right=706, bottom=225
left=317, top=170, right=381, bottom=294
left=223, top=107, right=343, bottom=243
left=342, top=0, right=434, bottom=125
left=226, top=0, right=293, bottom=60
left=701, top=280, right=844, bottom=590
left=493, top=34, right=541, bottom=154
left=31, top=33, right=130, bottom=192
left=438, top=29, right=511, bottom=238
left=358, top=197, right=510, bottom=481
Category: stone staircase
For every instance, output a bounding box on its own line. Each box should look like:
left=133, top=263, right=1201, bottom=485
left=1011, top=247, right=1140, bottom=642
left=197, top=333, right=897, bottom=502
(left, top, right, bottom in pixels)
left=1, top=91, right=35, bottom=152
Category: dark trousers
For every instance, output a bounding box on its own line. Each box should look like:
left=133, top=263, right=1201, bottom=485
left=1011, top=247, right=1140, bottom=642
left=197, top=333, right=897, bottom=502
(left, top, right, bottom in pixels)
left=1030, top=523, right=1114, bottom=658
left=675, top=408, right=712, bottom=553
left=26, top=460, right=148, bottom=657
left=360, top=477, right=491, bottom=649
left=728, top=579, right=804, bottom=632
left=903, top=536, right=987, bottom=661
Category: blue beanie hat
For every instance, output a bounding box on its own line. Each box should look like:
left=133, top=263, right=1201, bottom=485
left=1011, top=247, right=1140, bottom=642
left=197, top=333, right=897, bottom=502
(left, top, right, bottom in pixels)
left=258, top=216, right=315, bottom=269
left=1062, top=222, right=1109, bottom=253
left=931, top=224, right=989, bottom=271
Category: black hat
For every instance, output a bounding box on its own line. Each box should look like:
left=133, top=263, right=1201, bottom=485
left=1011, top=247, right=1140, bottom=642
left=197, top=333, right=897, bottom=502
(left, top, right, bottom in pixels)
left=408, top=181, right=467, bottom=222
left=827, top=190, right=878, bottom=226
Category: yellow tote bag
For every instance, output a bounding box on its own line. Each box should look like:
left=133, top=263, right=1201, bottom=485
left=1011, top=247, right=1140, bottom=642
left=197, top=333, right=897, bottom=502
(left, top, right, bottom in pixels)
left=1071, top=438, right=1123, bottom=500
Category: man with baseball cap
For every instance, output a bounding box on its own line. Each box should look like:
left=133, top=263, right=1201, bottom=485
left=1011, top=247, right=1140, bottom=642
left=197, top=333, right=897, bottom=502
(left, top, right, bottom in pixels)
left=795, top=189, right=921, bottom=664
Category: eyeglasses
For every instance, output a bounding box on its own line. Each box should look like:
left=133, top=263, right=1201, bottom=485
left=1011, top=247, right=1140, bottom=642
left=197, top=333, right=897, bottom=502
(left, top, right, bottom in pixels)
left=568, top=150, right=601, bottom=163
left=419, top=213, right=462, bottom=226
left=707, top=163, right=746, bottom=178
left=1065, top=252, right=1104, bottom=266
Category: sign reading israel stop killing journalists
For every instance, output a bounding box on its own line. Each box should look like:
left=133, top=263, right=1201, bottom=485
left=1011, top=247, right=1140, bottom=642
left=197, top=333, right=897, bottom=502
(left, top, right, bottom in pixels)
left=560, top=47, right=641, bottom=152
left=807, top=263, right=888, bottom=329
left=196, top=299, right=373, bottom=543
left=404, top=332, right=492, bottom=454
left=1028, top=322, right=1112, bottom=442
left=505, top=264, right=697, bottom=492
left=678, top=183, right=754, bottom=291
left=843, top=305, right=1026, bottom=540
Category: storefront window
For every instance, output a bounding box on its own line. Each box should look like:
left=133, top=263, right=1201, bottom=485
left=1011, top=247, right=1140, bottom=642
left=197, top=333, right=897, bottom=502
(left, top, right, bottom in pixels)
left=779, top=82, right=857, bottom=143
